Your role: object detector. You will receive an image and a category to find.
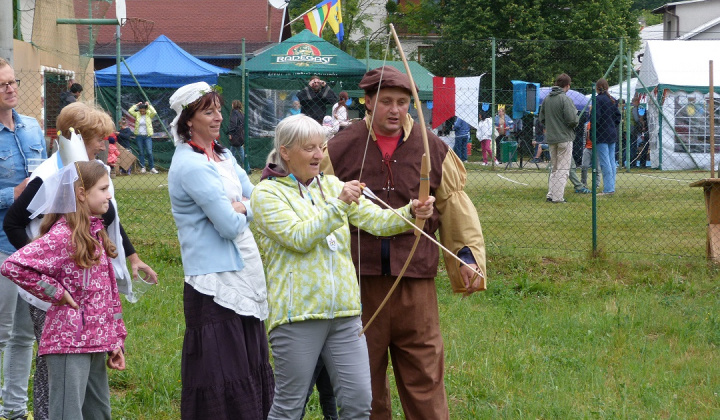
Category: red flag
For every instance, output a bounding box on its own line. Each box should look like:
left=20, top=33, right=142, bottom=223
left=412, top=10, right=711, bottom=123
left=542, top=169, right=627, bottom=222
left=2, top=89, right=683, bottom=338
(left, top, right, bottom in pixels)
left=432, top=77, right=455, bottom=129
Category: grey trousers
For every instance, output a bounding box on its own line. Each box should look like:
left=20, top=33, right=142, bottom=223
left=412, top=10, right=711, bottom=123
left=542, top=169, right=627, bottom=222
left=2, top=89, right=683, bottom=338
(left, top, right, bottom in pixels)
left=0, top=253, right=34, bottom=419
left=45, top=353, right=112, bottom=420
left=268, top=317, right=371, bottom=420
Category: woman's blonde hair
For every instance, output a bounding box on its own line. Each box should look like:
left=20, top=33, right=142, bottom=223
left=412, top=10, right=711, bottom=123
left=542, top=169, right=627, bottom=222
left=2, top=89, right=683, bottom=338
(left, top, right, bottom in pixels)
left=266, top=114, right=325, bottom=172
left=57, top=102, right=115, bottom=146
left=39, top=161, right=117, bottom=268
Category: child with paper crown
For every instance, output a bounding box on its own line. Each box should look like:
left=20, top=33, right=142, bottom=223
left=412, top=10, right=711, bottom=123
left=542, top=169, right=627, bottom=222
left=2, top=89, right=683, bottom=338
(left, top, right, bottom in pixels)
left=1, top=161, right=127, bottom=420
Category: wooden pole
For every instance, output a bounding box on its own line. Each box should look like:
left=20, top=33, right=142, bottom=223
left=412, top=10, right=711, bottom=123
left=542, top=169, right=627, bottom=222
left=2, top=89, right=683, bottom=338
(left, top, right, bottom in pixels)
left=285, top=6, right=318, bottom=27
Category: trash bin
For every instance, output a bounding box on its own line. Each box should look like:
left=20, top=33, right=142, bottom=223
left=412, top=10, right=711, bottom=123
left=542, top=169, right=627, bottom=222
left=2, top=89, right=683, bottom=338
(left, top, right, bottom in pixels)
left=501, top=141, right=517, bottom=163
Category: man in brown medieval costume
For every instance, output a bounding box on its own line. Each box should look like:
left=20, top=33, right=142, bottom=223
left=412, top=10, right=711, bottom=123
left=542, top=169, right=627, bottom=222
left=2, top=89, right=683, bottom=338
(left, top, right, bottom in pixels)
left=320, top=66, right=486, bottom=420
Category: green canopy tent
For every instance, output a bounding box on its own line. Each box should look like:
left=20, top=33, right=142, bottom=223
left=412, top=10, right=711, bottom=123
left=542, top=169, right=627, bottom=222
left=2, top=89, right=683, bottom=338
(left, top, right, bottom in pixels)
left=350, top=58, right=434, bottom=101
left=218, top=30, right=367, bottom=169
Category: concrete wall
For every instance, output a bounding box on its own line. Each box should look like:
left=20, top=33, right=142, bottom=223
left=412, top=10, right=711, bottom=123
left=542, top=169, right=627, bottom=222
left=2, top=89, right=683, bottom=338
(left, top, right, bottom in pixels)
left=12, top=0, right=95, bottom=131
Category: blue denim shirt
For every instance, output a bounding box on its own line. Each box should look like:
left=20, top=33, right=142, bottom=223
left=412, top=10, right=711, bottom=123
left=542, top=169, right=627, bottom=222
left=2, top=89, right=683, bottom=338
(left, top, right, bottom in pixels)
left=453, top=118, right=471, bottom=137
left=0, top=110, right=47, bottom=254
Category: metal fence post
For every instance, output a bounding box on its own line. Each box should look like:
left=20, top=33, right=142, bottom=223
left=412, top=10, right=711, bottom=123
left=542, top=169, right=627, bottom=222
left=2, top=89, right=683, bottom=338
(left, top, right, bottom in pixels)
left=591, top=88, right=598, bottom=255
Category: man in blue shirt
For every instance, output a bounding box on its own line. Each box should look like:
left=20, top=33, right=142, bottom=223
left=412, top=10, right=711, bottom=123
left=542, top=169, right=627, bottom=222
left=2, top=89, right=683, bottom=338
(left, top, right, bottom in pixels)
left=453, top=117, right=471, bottom=162
left=0, top=57, right=47, bottom=420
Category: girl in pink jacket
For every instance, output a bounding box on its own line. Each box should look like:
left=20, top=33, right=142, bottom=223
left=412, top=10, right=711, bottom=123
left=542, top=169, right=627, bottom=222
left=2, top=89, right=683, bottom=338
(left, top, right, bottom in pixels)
left=1, top=161, right=126, bottom=420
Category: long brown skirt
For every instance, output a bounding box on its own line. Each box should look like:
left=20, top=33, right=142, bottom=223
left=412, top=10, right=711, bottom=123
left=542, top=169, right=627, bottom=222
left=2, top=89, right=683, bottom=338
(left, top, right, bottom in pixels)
left=181, top=283, right=274, bottom=420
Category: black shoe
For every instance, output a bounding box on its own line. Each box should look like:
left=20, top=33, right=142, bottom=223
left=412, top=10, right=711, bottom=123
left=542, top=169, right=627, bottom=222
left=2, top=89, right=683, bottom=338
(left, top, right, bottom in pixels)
left=546, top=197, right=553, bottom=202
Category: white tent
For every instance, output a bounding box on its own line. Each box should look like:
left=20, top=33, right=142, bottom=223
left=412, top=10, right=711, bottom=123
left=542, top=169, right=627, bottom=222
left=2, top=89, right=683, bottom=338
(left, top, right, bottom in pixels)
left=637, top=40, right=720, bottom=170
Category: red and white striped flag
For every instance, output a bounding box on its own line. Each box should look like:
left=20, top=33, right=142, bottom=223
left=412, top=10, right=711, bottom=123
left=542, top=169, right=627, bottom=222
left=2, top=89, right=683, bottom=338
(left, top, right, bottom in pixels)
left=432, top=76, right=481, bottom=130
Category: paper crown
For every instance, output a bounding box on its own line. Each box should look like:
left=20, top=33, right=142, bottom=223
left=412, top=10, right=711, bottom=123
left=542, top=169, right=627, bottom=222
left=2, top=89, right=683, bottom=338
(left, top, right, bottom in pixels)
left=56, top=128, right=89, bottom=166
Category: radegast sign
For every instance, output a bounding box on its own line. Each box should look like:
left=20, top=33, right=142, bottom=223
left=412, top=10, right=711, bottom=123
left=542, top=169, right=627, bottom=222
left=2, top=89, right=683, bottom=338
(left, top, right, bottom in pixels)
left=273, top=43, right=337, bottom=66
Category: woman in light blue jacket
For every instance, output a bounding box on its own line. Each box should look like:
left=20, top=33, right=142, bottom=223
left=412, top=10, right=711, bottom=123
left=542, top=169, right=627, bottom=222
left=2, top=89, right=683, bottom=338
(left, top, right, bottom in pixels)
left=251, top=114, right=434, bottom=419
left=167, top=82, right=273, bottom=420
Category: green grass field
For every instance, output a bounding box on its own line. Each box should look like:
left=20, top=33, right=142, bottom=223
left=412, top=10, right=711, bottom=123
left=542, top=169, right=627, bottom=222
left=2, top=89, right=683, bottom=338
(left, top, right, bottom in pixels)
left=38, top=169, right=720, bottom=418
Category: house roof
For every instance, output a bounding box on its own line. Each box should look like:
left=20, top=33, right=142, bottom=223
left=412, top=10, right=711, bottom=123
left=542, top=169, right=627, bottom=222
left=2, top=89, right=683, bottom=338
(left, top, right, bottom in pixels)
left=652, top=0, right=708, bottom=14
left=78, top=0, right=286, bottom=58
left=678, top=16, right=720, bottom=39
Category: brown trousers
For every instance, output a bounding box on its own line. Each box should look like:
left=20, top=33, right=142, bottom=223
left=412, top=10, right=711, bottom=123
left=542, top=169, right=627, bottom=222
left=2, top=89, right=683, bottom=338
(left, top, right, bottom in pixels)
left=360, top=276, right=449, bottom=420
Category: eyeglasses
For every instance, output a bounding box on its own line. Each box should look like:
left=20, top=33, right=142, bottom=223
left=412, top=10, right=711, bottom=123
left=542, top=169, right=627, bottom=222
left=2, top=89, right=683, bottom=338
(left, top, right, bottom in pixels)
left=0, top=79, right=20, bottom=92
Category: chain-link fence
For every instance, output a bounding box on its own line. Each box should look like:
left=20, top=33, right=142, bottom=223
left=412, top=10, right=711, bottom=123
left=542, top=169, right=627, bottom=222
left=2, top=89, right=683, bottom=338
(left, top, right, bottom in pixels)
left=11, top=34, right=718, bottom=260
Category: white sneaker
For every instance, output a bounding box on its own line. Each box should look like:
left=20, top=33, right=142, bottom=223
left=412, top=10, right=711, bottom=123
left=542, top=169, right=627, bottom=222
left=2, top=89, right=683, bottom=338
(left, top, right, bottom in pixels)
left=150, top=168, right=159, bottom=174
left=140, top=167, right=146, bottom=174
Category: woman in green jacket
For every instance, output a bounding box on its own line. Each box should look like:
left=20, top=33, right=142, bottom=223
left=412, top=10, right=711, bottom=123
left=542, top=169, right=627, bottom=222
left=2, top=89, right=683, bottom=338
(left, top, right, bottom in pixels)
left=251, top=114, right=434, bottom=419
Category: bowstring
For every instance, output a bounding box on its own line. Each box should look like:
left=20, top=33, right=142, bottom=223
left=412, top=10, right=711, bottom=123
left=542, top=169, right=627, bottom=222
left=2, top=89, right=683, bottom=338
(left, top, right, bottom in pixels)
left=357, top=31, right=393, bottom=302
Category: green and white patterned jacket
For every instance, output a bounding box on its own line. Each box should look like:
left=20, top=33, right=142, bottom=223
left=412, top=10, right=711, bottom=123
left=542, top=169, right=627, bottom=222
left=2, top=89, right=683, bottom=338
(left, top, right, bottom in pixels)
left=251, top=167, right=412, bottom=331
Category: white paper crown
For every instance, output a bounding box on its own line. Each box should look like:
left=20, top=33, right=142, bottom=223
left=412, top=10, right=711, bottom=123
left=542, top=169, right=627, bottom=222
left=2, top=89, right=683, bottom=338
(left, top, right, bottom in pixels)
left=57, top=128, right=89, bottom=166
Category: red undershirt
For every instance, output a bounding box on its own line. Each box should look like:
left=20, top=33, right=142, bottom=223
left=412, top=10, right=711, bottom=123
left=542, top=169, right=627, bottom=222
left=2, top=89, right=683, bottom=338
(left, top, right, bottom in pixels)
left=375, top=133, right=403, bottom=158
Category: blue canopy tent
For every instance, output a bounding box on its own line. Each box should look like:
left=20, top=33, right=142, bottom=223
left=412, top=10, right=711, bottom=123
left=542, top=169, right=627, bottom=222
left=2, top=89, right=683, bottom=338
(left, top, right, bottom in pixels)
left=95, top=35, right=230, bottom=168
left=95, top=34, right=230, bottom=88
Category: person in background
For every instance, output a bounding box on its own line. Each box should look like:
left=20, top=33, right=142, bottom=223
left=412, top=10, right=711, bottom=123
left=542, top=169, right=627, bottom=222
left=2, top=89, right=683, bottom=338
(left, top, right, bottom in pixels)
left=4, top=101, right=158, bottom=420
left=321, top=66, right=486, bottom=420
left=116, top=117, right=134, bottom=175
left=1, top=161, right=127, bottom=420
left=539, top=73, right=579, bottom=203
left=631, top=95, right=650, bottom=168
left=494, top=106, right=514, bottom=164
left=322, top=115, right=337, bottom=141
left=59, top=82, right=83, bottom=111
left=287, top=100, right=302, bottom=117
left=530, top=118, right=546, bottom=163
left=116, top=117, right=133, bottom=149
left=107, top=136, right=120, bottom=178
left=227, top=100, right=246, bottom=167
left=167, top=82, right=273, bottom=420
left=331, top=91, right=350, bottom=130
left=128, top=101, right=159, bottom=174
left=453, top=117, right=471, bottom=162
left=296, top=75, right=338, bottom=124
left=594, top=78, right=622, bottom=196
left=436, top=119, right=454, bottom=150
left=0, top=56, right=47, bottom=420
left=251, top=113, right=435, bottom=419
left=581, top=114, right=601, bottom=190
left=477, top=113, right=494, bottom=165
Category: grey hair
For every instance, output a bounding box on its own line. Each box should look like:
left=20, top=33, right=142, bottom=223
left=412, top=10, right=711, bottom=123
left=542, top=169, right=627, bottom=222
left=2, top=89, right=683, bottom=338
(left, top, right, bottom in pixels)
left=267, top=114, right=326, bottom=171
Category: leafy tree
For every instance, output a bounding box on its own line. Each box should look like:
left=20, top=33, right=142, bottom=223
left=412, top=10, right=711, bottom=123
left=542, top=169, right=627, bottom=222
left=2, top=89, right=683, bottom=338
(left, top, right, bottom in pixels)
left=394, top=0, right=641, bottom=90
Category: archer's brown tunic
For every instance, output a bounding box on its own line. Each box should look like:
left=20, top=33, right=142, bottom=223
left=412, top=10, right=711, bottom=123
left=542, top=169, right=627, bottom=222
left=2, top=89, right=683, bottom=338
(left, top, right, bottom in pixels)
left=321, top=115, right=486, bottom=291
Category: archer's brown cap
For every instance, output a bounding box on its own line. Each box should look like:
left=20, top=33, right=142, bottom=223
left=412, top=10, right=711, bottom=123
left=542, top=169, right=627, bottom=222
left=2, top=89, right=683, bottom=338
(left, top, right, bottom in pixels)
left=359, top=66, right=417, bottom=95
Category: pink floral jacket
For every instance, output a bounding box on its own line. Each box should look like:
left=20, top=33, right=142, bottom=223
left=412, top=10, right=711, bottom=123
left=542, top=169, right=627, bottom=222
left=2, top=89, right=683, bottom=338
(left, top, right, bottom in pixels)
left=1, top=217, right=127, bottom=356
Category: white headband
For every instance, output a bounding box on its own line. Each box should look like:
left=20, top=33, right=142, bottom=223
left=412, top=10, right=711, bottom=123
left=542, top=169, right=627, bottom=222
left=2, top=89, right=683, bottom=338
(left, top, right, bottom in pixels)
left=169, top=81, right=213, bottom=146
